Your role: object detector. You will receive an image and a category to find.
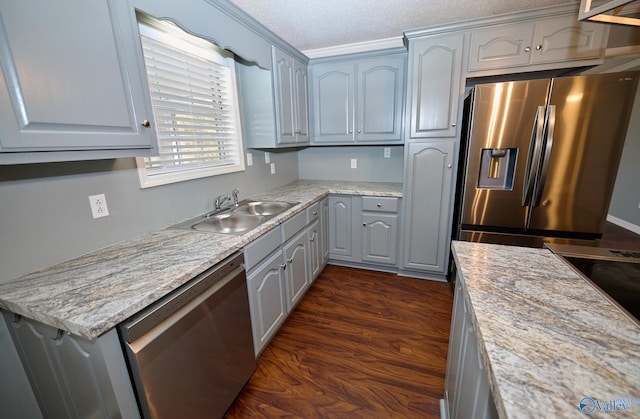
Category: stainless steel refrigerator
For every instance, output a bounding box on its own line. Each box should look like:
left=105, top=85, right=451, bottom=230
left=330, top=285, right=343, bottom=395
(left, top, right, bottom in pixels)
left=455, top=71, right=639, bottom=246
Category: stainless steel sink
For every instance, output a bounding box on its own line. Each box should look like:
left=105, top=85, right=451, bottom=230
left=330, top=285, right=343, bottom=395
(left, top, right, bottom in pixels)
left=232, top=201, right=295, bottom=216
left=191, top=213, right=265, bottom=234
left=170, top=199, right=298, bottom=235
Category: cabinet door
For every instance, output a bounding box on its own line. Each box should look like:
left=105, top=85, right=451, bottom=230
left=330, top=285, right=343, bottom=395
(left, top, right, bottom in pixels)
left=408, top=34, right=463, bottom=138
left=311, top=63, right=354, bottom=143
left=356, top=56, right=405, bottom=142
left=0, top=0, right=155, bottom=162
left=531, top=16, right=607, bottom=64
left=362, top=213, right=398, bottom=265
left=321, top=197, right=330, bottom=264
left=284, top=230, right=310, bottom=311
left=468, top=23, right=535, bottom=71
left=293, top=59, right=310, bottom=143
left=402, top=140, right=455, bottom=274
left=272, top=47, right=297, bottom=145
left=246, top=251, right=287, bottom=356
left=4, top=316, right=134, bottom=418
left=307, top=219, right=321, bottom=280
left=328, top=195, right=353, bottom=259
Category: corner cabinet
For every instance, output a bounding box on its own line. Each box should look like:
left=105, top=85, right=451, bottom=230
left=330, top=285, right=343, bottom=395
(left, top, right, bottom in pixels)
left=237, top=46, right=310, bottom=149
left=401, top=141, right=455, bottom=278
left=468, top=14, right=608, bottom=75
left=406, top=33, right=464, bottom=139
left=310, top=50, right=406, bottom=145
left=0, top=0, right=157, bottom=164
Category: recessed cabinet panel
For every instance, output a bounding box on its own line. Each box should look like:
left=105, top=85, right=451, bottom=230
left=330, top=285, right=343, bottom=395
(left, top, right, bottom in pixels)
left=357, top=57, right=405, bottom=142
left=328, top=196, right=353, bottom=258
left=409, top=34, right=463, bottom=138
left=0, top=0, right=155, bottom=158
left=273, top=49, right=296, bottom=144
left=469, top=24, right=536, bottom=70
left=312, top=63, right=354, bottom=143
left=362, top=213, right=398, bottom=265
left=533, top=16, right=607, bottom=64
left=284, top=230, right=310, bottom=311
left=402, top=141, right=455, bottom=274
left=246, top=251, right=287, bottom=356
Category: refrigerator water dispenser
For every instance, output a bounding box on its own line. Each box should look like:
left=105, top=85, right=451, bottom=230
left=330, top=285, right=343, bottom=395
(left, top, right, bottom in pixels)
left=477, top=148, right=517, bottom=190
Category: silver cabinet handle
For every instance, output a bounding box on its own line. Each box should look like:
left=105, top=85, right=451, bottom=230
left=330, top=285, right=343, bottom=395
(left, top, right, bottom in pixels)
left=312, top=211, right=318, bottom=216
left=525, top=46, right=531, bottom=52
left=357, top=130, right=361, bottom=133
left=448, top=164, right=452, bottom=169
left=363, top=223, right=367, bottom=227
left=377, top=203, right=381, bottom=208
left=349, top=130, right=353, bottom=134
left=287, top=258, right=293, bottom=264
left=141, top=120, right=151, bottom=127
left=280, top=264, right=286, bottom=270
left=536, top=44, right=542, bottom=50
left=451, top=122, right=456, bottom=127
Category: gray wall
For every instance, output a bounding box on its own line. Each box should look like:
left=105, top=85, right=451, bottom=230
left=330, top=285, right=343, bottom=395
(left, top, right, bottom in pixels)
left=608, top=83, right=640, bottom=230
left=298, top=145, right=404, bottom=182
left=0, top=149, right=299, bottom=283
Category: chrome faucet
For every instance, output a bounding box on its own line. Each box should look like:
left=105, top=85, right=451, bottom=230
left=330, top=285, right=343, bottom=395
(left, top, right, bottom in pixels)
left=232, top=188, right=240, bottom=206
left=214, top=193, right=230, bottom=212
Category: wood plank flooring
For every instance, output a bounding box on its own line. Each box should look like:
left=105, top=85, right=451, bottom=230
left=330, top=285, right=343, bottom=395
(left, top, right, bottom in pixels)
left=225, top=265, right=454, bottom=418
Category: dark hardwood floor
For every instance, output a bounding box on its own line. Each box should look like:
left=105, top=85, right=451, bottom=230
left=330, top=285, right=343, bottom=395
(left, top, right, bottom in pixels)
left=598, top=221, right=640, bottom=251
left=225, top=265, right=454, bottom=418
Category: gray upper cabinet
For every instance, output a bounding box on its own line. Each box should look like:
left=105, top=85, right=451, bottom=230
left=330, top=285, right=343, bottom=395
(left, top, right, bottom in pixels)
left=310, top=51, right=406, bottom=145
left=406, top=34, right=464, bottom=139
left=401, top=140, right=455, bottom=277
left=468, top=14, right=608, bottom=75
left=0, top=0, right=157, bottom=164
left=272, top=46, right=310, bottom=145
left=238, top=46, right=309, bottom=149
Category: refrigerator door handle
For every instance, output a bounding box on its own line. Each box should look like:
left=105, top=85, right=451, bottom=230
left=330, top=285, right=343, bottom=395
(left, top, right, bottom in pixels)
left=531, top=105, right=556, bottom=207
left=522, top=105, right=546, bottom=206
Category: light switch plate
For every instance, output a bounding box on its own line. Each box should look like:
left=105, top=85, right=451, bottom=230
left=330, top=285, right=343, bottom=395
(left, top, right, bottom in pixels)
left=384, top=148, right=391, bottom=158
left=270, top=163, right=276, bottom=175
left=265, top=152, right=270, bottom=164
left=246, top=152, right=253, bottom=166
left=351, top=158, right=357, bottom=169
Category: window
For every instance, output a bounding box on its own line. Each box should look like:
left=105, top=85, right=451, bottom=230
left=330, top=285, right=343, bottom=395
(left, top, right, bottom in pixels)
left=135, top=14, right=245, bottom=188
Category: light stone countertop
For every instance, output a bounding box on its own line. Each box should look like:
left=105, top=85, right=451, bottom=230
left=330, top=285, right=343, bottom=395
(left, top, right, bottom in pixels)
left=452, top=241, right=640, bottom=418
left=0, top=180, right=402, bottom=340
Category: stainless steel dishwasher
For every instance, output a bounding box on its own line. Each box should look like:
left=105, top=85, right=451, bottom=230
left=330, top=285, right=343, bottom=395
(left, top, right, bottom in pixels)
left=118, top=252, right=255, bottom=419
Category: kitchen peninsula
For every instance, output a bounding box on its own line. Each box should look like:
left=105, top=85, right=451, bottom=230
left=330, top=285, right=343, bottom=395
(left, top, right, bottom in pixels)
left=449, top=241, right=640, bottom=418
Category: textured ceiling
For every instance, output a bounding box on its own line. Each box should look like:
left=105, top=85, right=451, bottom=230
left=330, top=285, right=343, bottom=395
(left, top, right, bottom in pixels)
left=227, top=0, right=578, bottom=53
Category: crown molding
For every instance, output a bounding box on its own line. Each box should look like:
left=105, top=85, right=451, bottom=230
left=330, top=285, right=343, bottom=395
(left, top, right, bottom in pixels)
left=303, top=37, right=405, bottom=59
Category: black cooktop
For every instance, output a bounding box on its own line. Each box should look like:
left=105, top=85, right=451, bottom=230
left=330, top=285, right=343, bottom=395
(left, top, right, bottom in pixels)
left=564, top=257, right=640, bottom=323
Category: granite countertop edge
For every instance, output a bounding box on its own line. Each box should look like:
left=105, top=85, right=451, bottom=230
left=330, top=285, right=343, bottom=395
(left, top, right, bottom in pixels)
left=451, top=240, right=640, bottom=418
left=0, top=180, right=402, bottom=340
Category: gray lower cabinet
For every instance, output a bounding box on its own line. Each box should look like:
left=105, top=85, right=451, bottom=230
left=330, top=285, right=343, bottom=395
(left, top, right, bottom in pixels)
left=443, top=274, right=498, bottom=419
left=246, top=250, right=288, bottom=356
left=0, top=0, right=157, bottom=164
left=401, top=140, right=455, bottom=278
left=1, top=312, right=139, bottom=419
left=244, top=202, right=327, bottom=356
left=329, top=195, right=400, bottom=269
left=328, top=195, right=355, bottom=260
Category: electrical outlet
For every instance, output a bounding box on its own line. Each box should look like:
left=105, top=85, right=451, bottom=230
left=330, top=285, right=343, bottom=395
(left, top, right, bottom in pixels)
left=265, top=152, right=270, bottom=164
left=88, top=194, right=109, bottom=219
left=384, top=148, right=391, bottom=158
left=351, top=158, right=357, bottom=169
left=246, top=152, right=253, bottom=166
left=270, top=163, right=276, bottom=175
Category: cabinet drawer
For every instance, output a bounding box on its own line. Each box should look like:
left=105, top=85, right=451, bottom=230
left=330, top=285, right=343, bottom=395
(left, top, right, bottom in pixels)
left=282, top=211, right=307, bottom=243
left=362, top=196, right=399, bottom=213
left=306, top=202, right=320, bottom=223
left=244, top=226, right=283, bottom=272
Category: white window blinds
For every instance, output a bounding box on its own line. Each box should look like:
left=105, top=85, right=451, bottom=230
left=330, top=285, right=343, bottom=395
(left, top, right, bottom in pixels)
left=136, top=16, right=244, bottom=188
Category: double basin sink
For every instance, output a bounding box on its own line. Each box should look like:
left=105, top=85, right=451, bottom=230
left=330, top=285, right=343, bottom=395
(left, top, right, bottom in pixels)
left=171, top=200, right=298, bottom=235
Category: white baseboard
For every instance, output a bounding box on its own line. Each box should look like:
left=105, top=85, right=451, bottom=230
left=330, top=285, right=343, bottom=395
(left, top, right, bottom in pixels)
left=606, top=214, right=640, bottom=235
